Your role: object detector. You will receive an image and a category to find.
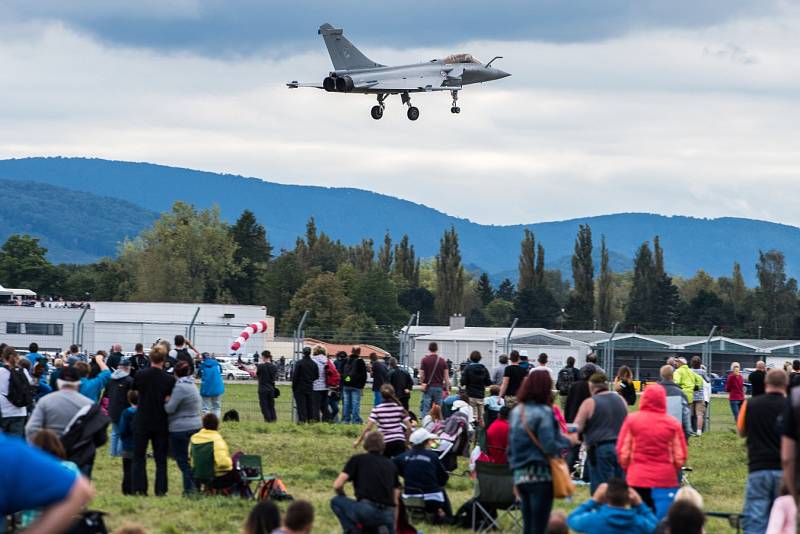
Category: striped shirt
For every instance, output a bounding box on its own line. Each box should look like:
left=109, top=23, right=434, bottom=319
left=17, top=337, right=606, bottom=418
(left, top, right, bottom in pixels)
left=369, top=402, right=410, bottom=444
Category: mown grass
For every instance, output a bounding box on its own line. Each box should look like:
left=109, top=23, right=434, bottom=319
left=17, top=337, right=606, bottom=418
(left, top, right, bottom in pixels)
left=93, top=384, right=748, bottom=533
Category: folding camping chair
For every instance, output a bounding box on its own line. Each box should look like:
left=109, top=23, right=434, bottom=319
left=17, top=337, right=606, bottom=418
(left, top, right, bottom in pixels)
left=191, top=441, right=216, bottom=495
left=471, top=462, right=521, bottom=533
left=237, top=454, right=267, bottom=499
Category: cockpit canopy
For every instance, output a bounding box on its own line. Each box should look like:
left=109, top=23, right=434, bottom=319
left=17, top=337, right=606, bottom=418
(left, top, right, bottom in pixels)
left=443, top=53, right=481, bottom=65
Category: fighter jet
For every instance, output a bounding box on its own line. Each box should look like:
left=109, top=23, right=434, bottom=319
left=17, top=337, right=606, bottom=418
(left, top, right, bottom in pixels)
left=288, top=23, right=510, bottom=121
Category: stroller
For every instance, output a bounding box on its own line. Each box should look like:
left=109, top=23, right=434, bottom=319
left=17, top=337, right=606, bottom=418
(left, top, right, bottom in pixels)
left=429, top=411, right=470, bottom=472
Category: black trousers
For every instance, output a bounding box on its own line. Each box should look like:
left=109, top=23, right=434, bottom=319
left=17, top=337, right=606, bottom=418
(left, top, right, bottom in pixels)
left=294, top=391, right=315, bottom=423
left=315, top=390, right=330, bottom=422
left=122, top=458, right=133, bottom=495
left=132, top=429, right=169, bottom=496
left=259, top=389, right=276, bottom=422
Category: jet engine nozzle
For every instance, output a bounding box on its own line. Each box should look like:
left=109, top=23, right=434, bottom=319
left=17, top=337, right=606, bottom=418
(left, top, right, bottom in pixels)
left=335, top=76, right=354, bottom=92
left=323, top=77, right=336, bottom=92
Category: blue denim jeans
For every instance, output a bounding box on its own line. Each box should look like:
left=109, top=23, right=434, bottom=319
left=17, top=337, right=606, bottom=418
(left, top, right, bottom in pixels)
left=373, top=389, right=383, bottom=407
left=742, top=469, right=782, bottom=534
left=419, top=386, right=443, bottom=417
left=202, top=396, right=221, bottom=418
left=342, top=387, right=363, bottom=424
left=170, top=429, right=200, bottom=494
left=518, top=481, right=553, bottom=534
left=330, top=495, right=395, bottom=533
left=730, top=399, right=743, bottom=423
left=109, top=422, right=122, bottom=457
left=328, top=393, right=340, bottom=423
left=587, top=442, right=623, bottom=493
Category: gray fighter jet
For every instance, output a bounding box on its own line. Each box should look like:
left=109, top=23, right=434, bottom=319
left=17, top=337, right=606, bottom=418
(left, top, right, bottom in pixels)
left=288, top=23, right=510, bottom=121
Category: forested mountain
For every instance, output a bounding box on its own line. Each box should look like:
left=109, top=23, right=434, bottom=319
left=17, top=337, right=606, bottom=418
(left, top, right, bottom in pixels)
left=2, top=157, right=799, bottom=282
left=0, top=178, right=157, bottom=263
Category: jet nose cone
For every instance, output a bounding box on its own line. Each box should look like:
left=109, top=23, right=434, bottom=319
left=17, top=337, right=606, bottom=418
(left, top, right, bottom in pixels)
left=493, top=68, right=510, bottom=79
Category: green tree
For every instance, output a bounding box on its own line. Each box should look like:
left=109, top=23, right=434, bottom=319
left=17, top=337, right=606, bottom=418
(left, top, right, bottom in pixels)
left=349, top=239, right=375, bottom=272
left=677, top=270, right=717, bottom=303
left=518, top=230, right=536, bottom=291
left=119, top=202, right=238, bottom=303
left=377, top=233, right=393, bottom=273
left=392, top=235, right=419, bottom=288
left=228, top=210, right=272, bottom=304
left=625, top=241, right=657, bottom=329
left=754, top=250, right=798, bottom=336
left=535, top=244, right=546, bottom=288
left=350, top=268, right=407, bottom=327
left=484, top=298, right=515, bottom=326
left=596, top=235, right=613, bottom=329
left=515, top=287, right=561, bottom=328
left=496, top=278, right=515, bottom=301
left=283, top=272, right=352, bottom=338
left=262, top=252, right=306, bottom=331
left=653, top=237, right=680, bottom=327
left=295, top=218, right=347, bottom=273
left=398, top=287, right=435, bottom=322
left=0, top=235, right=56, bottom=294
left=565, top=224, right=594, bottom=327
left=334, top=312, right=379, bottom=343
left=435, top=227, right=465, bottom=323
left=477, top=272, right=494, bottom=306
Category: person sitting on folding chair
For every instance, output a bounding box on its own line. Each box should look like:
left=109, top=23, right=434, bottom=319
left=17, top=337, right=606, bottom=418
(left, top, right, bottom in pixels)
left=190, top=413, right=242, bottom=491
left=394, top=428, right=452, bottom=524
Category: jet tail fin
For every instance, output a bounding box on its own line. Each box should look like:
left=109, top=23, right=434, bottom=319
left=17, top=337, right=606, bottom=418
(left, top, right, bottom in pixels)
left=318, top=23, right=383, bottom=71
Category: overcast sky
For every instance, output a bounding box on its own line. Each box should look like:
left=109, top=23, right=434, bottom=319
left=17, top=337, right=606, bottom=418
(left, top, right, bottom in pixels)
left=0, top=1, right=798, bottom=226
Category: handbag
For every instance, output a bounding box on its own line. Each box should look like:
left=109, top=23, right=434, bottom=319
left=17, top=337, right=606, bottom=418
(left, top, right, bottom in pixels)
left=273, top=387, right=281, bottom=398
left=519, top=406, right=575, bottom=499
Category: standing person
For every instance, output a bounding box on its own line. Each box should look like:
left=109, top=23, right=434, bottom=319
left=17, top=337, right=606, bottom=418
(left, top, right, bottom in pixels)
left=198, top=353, right=224, bottom=418
left=509, top=371, right=576, bottom=534
left=66, top=344, right=87, bottom=365
left=353, top=384, right=411, bottom=458
left=492, top=354, right=509, bottom=386
left=531, top=353, right=555, bottom=381
left=0, top=347, right=32, bottom=437
left=118, top=390, right=138, bottom=495
left=460, top=350, right=492, bottom=427
left=673, top=357, right=702, bottom=406
left=418, top=342, right=450, bottom=418
left=292, top=347, right=319, bottom=424
left=749, top=360, right=767, bottom=397
left=131, top=344, right=176, bottom=496
left=107, top=358, right=134, bottom=458
left=573, top=373, right=628, bottom=493
left=387, top=357, right=413, bottom=411
left=170, top=335, right=198, bottom=376
left=658, top=365, right=692, bottom=439
left=726, top=362, right=745, bottom=423
left=499, top=350, right=528, bottom=409
left=164, top=361, right=203, bottom=496
left=369, top=353, right=389, bottom=408
left=75, top=355, right=111, bottom=402
left=312, top=346, right=330, bottom=422
left=556, top=356, right=581, bottom=407
left=25, top=343, right=48, bottom=373
left=689, top=357, right=710, bottom=435
left=256, top=351, right=278, bottom=423
left=25, top=366, right=91, bottom=439
left=565, top=364, right=595, bottom=423
left=130, top=343, right=149, bottom=376
left=789, top=360, right=800, bottom=390
left=617, top=384, right=687, bottom=519
left=106, top=344, right=125, bottom=371
left=341, top=347, right=367, bottom=425
left=331, top=432, right=400, bottom=534
left=737, top=369, right=787, bottom=534
left=614, top=365, right=637, bottom=406
left=518, top=352, right=531, bottom=373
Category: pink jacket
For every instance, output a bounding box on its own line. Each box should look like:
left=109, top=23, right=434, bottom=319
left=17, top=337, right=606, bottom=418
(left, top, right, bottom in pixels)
left=725, top=373, right=745, bottom=401
left=617, top=384, right=687, bottom=488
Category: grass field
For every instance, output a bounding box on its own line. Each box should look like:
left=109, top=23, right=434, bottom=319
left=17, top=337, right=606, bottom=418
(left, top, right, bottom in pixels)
left=91, top=384, right=749, bottom=533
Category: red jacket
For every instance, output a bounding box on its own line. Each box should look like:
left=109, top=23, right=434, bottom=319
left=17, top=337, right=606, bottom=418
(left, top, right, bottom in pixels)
left=725, top=373, right=745, bottom=401
left=485, top=418, right=509, bottom=465
left=617, top=384, right=687, bottom=488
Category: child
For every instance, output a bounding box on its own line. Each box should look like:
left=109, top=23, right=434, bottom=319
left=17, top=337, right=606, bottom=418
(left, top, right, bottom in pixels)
left=483, top=385, right=505, bottom=427
left=118, top=390, right=138, bottom=495
left=21, top=430, right=81, bottom=527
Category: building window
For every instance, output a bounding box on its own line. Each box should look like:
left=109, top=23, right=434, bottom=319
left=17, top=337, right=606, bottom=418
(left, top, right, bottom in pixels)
left=24, top=323, right=64, bottom=336
left=6, top=322, right=21, bottom=334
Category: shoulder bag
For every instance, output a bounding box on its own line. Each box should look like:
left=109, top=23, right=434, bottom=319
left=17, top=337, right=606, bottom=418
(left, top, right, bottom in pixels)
left=519, top=406, right=575, bottom=499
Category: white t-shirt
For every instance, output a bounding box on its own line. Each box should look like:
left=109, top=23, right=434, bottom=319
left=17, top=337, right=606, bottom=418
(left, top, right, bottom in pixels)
left=530, top=365, right=556, bottom=382
left=0, top=367, right=31, bottom=417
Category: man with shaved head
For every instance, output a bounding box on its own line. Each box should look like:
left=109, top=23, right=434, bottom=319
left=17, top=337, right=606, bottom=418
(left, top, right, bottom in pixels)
left=658, top=365, right=691, bottom=439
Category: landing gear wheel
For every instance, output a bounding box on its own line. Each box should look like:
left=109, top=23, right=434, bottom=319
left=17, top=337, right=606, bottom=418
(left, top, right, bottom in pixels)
left=407, top=106, right=420, bottom=121
left=450, top=106, right=461, bottom=114
left=371, top=105, right=384, bottom=120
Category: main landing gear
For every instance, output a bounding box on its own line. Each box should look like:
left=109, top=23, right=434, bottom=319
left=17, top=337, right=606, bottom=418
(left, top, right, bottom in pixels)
left=370, top=94, right=387, bottom=120
left=401, top=92, right=419, bottom=121
left=367, top=92, right=424, bottom=121
left=450, top=90, right=461, bottom=114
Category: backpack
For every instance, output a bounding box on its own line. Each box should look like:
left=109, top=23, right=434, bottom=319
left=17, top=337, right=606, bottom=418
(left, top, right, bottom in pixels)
left=556, top=367, right=576, bottom=396
left=325, top=359, right=341, bottom=388
left=256, top=477, right=294, bottom=502
left=6, top=367, right=33, bottom=408
left=61, top=404, right=110, bottom=470
left=174, top=347, right=195, bottom=374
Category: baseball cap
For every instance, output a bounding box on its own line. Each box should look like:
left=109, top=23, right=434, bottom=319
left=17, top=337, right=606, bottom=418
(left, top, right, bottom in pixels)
left=409, top=428, right=438, bottom=446
left=59, top=366, right=80, bottom=382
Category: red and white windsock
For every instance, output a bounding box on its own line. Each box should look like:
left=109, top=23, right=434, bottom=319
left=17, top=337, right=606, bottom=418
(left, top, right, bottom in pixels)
left=230, top=319, right=269, bottom=353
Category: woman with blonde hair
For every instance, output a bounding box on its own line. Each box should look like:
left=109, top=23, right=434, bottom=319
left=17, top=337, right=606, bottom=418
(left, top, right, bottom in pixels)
left=725, top=362, right=745, bottom=423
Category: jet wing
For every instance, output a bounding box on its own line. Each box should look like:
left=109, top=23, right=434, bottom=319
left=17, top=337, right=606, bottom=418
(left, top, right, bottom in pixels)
left=360, top=76, right=456, bottom=92
left=286, top=81, right=324, bottom=89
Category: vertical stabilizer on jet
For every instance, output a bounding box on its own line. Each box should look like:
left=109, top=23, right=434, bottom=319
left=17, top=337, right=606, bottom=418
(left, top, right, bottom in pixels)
left=318, top=23, right=383, bottom=71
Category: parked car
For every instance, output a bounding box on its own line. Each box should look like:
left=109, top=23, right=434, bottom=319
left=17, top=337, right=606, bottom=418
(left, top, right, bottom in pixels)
left=710, top=372, right=752, bottom=395
left=219, top=362, right=251, bottom=381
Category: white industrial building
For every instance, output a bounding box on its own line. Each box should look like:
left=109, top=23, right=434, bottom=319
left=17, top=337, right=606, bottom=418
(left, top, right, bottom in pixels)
left=0, top=302, right=273, bottom=356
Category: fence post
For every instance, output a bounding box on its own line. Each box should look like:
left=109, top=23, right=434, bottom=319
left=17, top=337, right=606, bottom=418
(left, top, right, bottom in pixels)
left=399, top=313, right=417, bottom=367
left=291, top=311, right=309, bottom=423
left=607, top=322, right=620, bottom=376
left=703, top=325, right=717, bottom=432
left=504, top=318, right=518, bottom=355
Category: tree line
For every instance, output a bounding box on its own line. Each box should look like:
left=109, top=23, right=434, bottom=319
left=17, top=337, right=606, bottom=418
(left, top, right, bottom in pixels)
left=1, top=201, right=798, bottom=340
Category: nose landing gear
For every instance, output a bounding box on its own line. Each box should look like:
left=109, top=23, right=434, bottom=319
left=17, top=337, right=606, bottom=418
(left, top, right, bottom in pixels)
left=450, top=90, right=461, bottom=114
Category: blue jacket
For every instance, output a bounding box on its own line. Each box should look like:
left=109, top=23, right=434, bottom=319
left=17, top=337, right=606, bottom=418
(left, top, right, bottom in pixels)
left=79, top=370, right=112, bottom=402
left=118, top=406, right=137, bottom=453
left=567, top=499, right=658, bottom=534
left=508, top=402, right=570, bottom=470
left=199, top=359, right=224, bottom=398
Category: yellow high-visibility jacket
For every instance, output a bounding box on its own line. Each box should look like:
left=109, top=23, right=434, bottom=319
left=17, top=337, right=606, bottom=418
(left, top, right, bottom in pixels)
left=190, top=428, right=233, bottom=476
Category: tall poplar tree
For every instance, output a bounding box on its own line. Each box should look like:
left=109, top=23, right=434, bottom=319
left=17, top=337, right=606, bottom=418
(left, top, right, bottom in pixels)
left=565, top=224, right=594, bottom=326
left=518, top=230, right=536, bottom=291
left=435, top=227, right=465, bottom=323
left=596, top=235, right=613, bottom=329
left=477, top=272, right=494, bottom=306
left=378, top=232, right=393, bottom=273
left=228, top=209, right=272, bottom=304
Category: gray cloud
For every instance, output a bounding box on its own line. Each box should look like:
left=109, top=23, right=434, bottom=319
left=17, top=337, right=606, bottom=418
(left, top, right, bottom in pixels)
left=0, top=0, right=782, bottom=57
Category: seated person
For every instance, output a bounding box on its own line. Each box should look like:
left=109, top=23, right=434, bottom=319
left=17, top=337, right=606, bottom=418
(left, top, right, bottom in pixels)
left=567, top=478, right=657, bottom=534
left=483, top=385, right=504, bottom=427
left=422, top=403, right=443, bottom=432
left=190, top=413, right=240, bottom=489
left=331, top=432, right=400, bottom=534
left=394, top=428, right=452, bottom=523
left=484, top=406, right=510, bottom=464
left=441, top=392, right=460, bottom=418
